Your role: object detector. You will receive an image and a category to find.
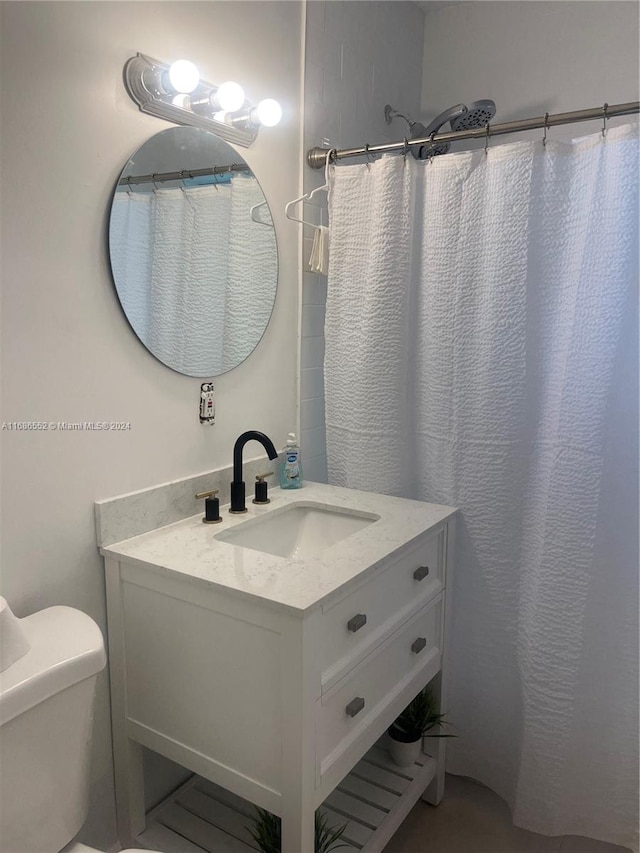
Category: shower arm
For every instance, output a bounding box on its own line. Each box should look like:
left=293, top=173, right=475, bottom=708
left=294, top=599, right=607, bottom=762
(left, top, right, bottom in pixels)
left=384, top=104, right=420, bottom=128
left=308, top=100, right=640, bottom=168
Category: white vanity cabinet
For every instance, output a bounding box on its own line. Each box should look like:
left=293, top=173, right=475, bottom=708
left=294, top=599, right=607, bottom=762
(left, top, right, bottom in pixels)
left=101, top=483, right=456, bottom=853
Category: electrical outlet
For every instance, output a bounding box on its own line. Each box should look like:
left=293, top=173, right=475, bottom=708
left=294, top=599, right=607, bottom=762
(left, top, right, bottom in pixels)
left=199, top=383, right=215, bottom=425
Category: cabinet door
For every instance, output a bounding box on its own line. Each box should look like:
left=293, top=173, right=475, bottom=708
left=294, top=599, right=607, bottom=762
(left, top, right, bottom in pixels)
left=122, top=580, right=283, bottom=795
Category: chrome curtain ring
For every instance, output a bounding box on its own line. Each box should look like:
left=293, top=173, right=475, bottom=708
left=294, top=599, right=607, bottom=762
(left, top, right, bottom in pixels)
left=428, top=131, right=437, bottom=163
left=543, top=112, right=549, bottom=147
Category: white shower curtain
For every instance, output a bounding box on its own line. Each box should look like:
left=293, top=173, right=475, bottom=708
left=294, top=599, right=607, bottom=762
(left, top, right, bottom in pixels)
left=324, top=123, right=639, bottom=849
left=110, top=176, right=276, bottom=375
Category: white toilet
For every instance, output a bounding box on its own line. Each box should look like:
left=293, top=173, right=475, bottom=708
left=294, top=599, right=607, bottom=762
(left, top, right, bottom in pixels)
left=0, top=600, right=161, bottom=853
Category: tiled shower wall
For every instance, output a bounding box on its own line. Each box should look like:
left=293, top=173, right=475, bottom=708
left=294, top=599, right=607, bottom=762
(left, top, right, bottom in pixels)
left=301, top=0, right=425, bottom=482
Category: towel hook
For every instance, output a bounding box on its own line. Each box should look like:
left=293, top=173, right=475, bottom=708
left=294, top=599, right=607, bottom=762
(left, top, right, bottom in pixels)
left=542, top=112, right=549, bottom=148
left=602, top=102, right=609, bottom=138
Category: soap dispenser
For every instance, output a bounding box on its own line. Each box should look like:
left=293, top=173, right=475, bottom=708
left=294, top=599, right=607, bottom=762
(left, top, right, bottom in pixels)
left=279, top=432, right=303, bottom=489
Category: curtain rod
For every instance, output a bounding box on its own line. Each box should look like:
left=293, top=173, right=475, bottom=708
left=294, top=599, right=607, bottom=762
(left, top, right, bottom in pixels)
left=307, top=101, right=640, bottom=169
left=118, top=162, right=252, bottom=187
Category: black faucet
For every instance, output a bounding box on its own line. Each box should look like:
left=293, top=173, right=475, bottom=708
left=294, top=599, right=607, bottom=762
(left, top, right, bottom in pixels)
left=230, top=430, right=279, bottom=514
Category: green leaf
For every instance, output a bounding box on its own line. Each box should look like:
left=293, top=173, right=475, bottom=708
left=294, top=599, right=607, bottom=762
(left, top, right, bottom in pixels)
left=247, top=806, right=350, bottom=853
left=315, top=809, right=351, bottom=853
left=391, top=686, right=457, bottom=741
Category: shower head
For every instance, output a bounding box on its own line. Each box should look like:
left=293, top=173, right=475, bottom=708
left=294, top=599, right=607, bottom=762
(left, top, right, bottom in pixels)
left=384, top=103, right=456, bottom=158
left=384, top=100, right=497, bottom=160
left=409, top=121, right=450, bottom=158
left=411, top=104, right=467, bottom=159
left=449, top=99, right=496, bottom=132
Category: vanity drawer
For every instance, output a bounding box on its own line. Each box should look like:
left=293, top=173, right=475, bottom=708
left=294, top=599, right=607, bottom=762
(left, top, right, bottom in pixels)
left=320, top=527, right=445, bottom=688
left=316, top=594, right=442, bottom=782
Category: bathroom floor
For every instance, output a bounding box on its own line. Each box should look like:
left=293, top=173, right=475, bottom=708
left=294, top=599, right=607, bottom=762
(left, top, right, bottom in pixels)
left=137, top=769, right=632, bottom=853
left=384, top=774, right=632, bottom=853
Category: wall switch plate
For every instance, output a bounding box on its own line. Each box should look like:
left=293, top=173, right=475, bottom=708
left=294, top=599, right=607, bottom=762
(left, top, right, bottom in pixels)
left=199, top=383, right=215, bottom=425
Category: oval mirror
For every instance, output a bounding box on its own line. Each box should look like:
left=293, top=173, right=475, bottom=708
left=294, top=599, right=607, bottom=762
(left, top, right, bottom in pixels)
left=108, top=127, right=278, bottom=377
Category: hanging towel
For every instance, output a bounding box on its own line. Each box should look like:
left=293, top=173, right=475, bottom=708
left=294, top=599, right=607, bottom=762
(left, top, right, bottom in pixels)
left=309, top=225, right=329, bottom=274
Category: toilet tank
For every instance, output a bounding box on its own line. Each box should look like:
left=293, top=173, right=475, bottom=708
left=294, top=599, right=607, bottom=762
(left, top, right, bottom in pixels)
left=0, top=605, right=106, bottom=853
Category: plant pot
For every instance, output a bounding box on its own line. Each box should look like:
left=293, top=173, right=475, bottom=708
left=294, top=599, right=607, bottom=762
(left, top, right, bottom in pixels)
left=388, top=726, right=422, bottom=767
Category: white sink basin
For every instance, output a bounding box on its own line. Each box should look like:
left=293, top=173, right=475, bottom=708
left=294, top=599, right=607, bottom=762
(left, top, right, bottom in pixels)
left=215, top=501, right=380, bottom=559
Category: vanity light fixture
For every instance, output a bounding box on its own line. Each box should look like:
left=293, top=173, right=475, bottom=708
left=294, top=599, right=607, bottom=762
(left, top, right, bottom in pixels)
left=124, top=53, right=282, bottom=148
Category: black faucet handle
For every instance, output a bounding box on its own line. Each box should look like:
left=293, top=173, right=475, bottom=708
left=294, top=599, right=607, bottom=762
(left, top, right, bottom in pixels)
left=195, top=489, right=222, bottom=524
left=253, top=471, right=274, bottom=505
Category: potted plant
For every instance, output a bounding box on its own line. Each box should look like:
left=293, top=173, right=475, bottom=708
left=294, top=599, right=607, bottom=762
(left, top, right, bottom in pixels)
left=387, top=686, right=455, bottom=767
left=247, top=806, right=350, bottom=853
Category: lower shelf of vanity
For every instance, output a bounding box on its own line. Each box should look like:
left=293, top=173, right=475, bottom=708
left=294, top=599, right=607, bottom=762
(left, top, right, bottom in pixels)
left=137, top=743, right=437, bottom=853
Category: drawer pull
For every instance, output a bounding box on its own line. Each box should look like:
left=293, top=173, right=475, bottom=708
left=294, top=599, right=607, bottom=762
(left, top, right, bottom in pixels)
left=411, top=637, right=427, bottom=654
left=345, top=697, right=365, bottom=718
left=347, top=613, right=367, bottom=633
left=413, top=565, right=430, bottom=581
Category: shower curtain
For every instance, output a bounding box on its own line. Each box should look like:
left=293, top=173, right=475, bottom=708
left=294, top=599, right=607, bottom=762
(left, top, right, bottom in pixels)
left=110, top=176, right=275, bottom=375
left=324, top=123, right=639, bottom=849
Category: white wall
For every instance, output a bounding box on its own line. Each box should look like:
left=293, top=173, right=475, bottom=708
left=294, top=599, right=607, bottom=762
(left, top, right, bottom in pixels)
left=0, top=1, right=302, bottom=846
left=421, top=0, right=639, bottom=144
left=301, top=0, right=426, bottom=483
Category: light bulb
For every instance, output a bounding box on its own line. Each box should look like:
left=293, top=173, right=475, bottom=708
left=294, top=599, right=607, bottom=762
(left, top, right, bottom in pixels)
left=216, top=81, right=245, bottom=112
left=167, top=60, right=199, bottom=94
left=172, top=94, right=191, bottom=109
left=256, top=99, right=282, bottom=127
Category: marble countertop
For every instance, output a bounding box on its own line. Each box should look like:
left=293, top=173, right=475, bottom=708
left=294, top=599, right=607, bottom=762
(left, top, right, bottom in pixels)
left=101, top=482, right=456, bottom=615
